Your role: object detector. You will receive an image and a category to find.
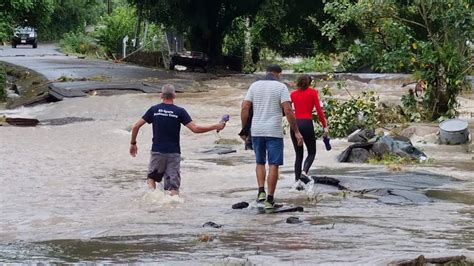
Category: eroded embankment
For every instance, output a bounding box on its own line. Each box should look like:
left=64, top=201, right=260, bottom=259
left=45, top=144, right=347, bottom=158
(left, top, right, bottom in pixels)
left=1, top=62, right=50, bottom=109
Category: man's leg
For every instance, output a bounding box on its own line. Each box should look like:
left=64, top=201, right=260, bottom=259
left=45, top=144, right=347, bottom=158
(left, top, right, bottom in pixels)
left=256, top=164, right=266, bottom=188
left=163, top=153, right=181, bottom=196
left=265, top=137, right=284, bottom=208
left=267, top=165, right=279, bottom=195
left=147, top=152, right=166, bottom=190
left=252, top=137, right=267, bottom=201
left=147, top=178, right=156, bottom=189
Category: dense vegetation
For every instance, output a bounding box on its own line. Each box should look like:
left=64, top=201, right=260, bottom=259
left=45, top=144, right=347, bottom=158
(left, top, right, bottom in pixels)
left=1, top=0, right=472, bottom=120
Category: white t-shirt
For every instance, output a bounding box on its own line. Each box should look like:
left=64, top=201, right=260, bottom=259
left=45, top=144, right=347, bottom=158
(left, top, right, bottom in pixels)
left=244, top=79, right=291, bottom=138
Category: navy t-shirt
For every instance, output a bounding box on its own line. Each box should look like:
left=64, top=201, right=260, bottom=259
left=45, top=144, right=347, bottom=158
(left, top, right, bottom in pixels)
left=142, top=103, right=192, bottom=154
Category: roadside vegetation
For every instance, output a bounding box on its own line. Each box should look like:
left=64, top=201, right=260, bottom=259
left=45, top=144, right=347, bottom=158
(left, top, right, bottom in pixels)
left=1, top=0, right=472, bottom=125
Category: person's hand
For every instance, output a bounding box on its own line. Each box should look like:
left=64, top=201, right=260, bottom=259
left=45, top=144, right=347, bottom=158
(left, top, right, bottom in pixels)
left=322, top=127, right=329, bottom=138
left=295, top=132, right=304, bottom=146
left=216, top=122, right=226, bottom=132
left=239, top=134, right=247, bottom=142
left=130, top=144, right=138, bottom=157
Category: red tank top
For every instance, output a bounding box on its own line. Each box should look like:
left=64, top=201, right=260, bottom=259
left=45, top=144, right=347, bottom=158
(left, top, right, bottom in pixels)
left=290, top=87, right=327, bottom=128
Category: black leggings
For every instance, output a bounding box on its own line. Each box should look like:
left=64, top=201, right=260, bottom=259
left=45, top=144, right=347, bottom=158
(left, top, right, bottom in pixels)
left=290, top=119, right=316, bottom=181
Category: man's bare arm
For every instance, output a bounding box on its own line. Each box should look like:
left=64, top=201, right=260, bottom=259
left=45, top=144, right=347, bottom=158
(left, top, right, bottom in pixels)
left=130, top=119, right=146, bottom=157
left=185, top=121, right=225, bottom=133
left=240, top=100, right=252, bottom=134
left=131, top=119, right=146, bottom=144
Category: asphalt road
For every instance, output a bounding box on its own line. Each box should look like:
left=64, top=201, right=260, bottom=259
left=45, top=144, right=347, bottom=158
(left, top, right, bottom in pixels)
left=0, top=43, right=209, bottom=82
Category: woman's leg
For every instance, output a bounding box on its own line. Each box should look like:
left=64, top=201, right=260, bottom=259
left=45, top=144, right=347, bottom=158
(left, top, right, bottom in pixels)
left=291, top=128, right=304, bottom=181
left=300, top=120, right=316, bottom=175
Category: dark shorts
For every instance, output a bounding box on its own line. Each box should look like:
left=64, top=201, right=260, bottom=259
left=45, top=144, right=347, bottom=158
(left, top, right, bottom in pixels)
left=251, top=137, right=284, bottom=166
left=148, top=152, right=181, bottom=191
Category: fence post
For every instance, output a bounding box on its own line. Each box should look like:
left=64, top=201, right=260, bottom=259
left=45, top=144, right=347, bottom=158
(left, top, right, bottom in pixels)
left=122, top=35, right=129, bottom=58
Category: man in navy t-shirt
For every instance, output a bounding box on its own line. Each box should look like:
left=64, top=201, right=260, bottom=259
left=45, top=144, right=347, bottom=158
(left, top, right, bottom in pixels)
left=130, top=84, right=226, bottom=196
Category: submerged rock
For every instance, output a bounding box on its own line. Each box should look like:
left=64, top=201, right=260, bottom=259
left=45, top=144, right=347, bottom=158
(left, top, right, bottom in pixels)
left=286, top=216, right=303, bottom=224
left=202, top=221, right=222, bottom=228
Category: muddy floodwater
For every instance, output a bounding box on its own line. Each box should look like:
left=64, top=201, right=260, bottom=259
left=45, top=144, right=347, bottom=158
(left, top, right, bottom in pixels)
left=0, top=78, right=473, bottom=264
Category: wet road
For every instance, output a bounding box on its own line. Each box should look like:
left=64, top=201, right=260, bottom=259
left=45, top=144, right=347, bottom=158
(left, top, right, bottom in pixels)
left=0, top=43, right=209, bottom=82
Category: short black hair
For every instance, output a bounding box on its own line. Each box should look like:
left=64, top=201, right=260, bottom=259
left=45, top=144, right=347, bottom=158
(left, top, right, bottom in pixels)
left=266, top=64, right=282, bottom=73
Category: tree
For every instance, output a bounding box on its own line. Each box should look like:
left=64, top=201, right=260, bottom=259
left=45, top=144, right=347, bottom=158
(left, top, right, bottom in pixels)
left=128, top=0, right=264, bottom=64
left=322, top=0, right=473, bottom=119
left=251, top=0, right=334, bottom=57
left=0, top=0, right=55, bottom=42
left=41, top=0, right=105, bottom=40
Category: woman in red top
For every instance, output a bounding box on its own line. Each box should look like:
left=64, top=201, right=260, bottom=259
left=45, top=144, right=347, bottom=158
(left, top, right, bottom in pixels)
left=290, top=74, right=328, bottom=184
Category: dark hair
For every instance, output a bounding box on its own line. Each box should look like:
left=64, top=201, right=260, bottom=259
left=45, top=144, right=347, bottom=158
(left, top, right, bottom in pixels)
left=265, top=64, right=282, bottom=73
left=296, top=74, right=312, bottom=90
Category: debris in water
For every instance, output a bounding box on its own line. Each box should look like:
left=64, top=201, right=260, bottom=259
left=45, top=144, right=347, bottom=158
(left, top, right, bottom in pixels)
left=232, top=202, right=249, bottom=209
left=393, top=255, right=469, bottom=266
left=197, top=234, right=214, bottom=242
left=202, top=221, right=222, bottom=228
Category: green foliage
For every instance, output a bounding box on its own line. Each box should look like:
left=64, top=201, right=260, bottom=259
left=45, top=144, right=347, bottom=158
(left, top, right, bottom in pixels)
left=60, top=31, right=100, bottom=55
left=411, top=0, right=473, bottom=119
left=292, top=54, right=334, bottom=73
left=317, top=85, right=380, bottom=138
left=252, top=0, right=334, bottom=57
left=323, top=0, right=473, bottom=119
left=223, top=17, right=246, bottom=56
left=94, top=6, right=137, bottom=55
left=0, top=0, right=55, bottom=42
left=400, top=89, right=422, bottom=122
left=323, top=1, right=417, bottom=72
left=0, top=64, right=6, bottom=101
left=41, top=0, right=105, bottom=40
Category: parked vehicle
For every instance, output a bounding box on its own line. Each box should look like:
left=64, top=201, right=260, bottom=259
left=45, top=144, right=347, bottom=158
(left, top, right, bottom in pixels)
left=12, top=27, right=38, bottom=48
left=170, top=51, right=208, bottom=72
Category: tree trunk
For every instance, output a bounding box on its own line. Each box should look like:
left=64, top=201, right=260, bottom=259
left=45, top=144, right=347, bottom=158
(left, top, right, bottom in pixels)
left=189, top=26, right=224, bottom=66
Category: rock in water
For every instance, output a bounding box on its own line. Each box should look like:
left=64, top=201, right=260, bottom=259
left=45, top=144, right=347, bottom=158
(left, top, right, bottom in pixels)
left=202, top=221, right=222, bottom=228
left=286, top=216, right=302, bottom=224
left=232, top=201, right=249, bottom=209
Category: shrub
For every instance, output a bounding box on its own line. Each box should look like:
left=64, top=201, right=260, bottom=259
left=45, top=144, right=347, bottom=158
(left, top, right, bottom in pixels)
left=60, top=31, right=99, bottom=55
left=316, top=84, right=379, bottom=138
left=292, top=54, right=334, bottom=73
left=94, top=6, right=136, bottom=56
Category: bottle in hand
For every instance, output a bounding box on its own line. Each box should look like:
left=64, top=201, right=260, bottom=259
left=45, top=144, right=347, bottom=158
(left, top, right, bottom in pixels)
left=323, top=136, right=331, bottom=151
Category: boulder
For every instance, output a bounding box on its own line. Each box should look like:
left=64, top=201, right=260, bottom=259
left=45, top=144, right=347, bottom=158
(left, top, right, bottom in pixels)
left=371, top=142, right=390, bottom=157
left=347, top=148, right=370, bottom=163
left=348, top=129, right=375, bottom=143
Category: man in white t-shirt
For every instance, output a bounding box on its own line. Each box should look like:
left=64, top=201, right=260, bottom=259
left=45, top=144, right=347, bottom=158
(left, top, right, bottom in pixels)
left=240, top=64, right=303, bottom=210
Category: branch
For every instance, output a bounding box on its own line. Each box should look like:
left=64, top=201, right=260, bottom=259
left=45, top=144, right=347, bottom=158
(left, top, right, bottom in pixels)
left=418, top=1, right=441, bottom=51
left=392, top=15, right=427, bottom=29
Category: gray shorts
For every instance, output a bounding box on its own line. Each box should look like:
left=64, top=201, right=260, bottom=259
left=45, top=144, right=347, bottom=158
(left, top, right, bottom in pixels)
left=148, top=152, right=181, bottom=191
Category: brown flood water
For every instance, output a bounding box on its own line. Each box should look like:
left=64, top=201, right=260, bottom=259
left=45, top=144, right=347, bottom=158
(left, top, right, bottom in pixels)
left=0, top=76, right=473, bottom=264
